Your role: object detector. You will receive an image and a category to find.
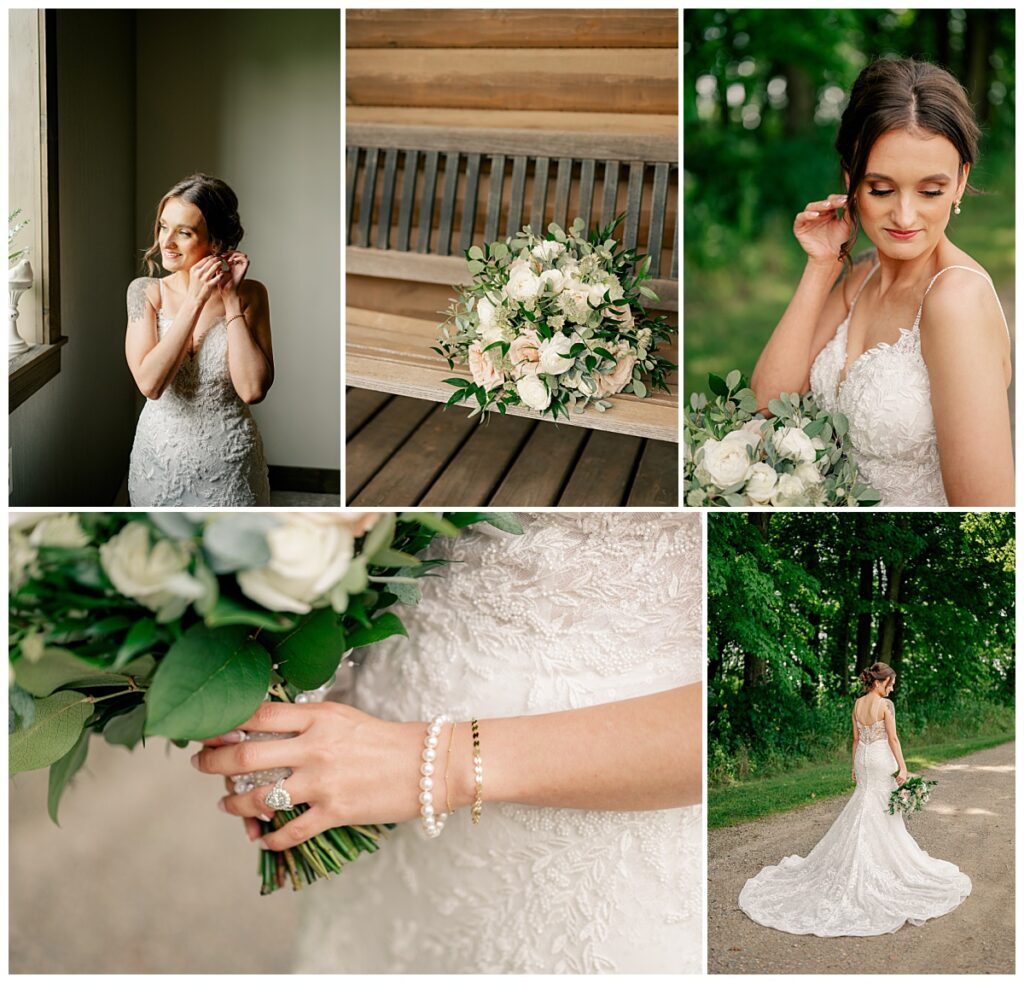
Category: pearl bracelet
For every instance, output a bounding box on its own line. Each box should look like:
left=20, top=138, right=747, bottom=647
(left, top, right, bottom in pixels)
left=419, top=714, right=451, bottom=838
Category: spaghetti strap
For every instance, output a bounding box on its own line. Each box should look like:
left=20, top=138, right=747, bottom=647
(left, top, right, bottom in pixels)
left=849, top=260, right=879, bottom=314
left=912, top=265, right=1009, bottom=339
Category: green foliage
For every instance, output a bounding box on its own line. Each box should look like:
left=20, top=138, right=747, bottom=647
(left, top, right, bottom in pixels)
left=271, top=608, right=346, bottom=691
left=9, top=690, right=95, bottom=775
left=47, top=729, right=90, bottom=825
left=709, top=511, right=1015, bottom=787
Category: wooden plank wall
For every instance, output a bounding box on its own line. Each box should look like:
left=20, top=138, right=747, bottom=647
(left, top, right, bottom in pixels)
left=346, top=8, right=679, bottom=346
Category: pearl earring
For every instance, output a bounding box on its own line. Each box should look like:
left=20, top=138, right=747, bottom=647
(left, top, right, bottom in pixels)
left=953, top=199, right=962, bottom=215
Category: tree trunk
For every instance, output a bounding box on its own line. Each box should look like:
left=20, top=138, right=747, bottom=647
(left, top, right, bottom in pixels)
left=875, top=558, right=906, bottom=665
left=855, top=556, right=874, bottom=673
left=782, top=63, right=814, bottom=137
left=965, top=11, right=993, bottom=122
left=832, top=610, right=851, bottom=694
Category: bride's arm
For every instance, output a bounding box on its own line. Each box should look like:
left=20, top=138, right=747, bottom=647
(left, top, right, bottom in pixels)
left=883, top=700, right=908, bottom=784
left=223, top=276, right=274, bottom=405
left=921, top=271, right=1014, bottom=506
left=192, top=685, right=701, bottom=853
left=850, top=709, right=859, bottom=782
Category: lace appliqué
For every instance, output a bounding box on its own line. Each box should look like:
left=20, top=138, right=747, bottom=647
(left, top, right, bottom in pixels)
left=128, top=311, right=270, bottom=506
left=292, top=513, right=703, bottom=974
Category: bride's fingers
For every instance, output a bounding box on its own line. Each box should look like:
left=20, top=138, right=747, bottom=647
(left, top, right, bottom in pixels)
left=261, top=805, right=329, bottom=852
left=220, top=777, right=311, bottom=819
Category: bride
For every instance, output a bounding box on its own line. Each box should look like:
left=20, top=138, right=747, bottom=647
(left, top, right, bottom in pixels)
left=192, top=512, right=703, bottom=973
left=126, top=174, right=273, bottom=506
left=751, top=58, right=1013, bottom=506
left=739, top=662, right=971, bottom=937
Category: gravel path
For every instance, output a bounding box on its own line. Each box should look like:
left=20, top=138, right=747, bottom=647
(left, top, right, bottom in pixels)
left=708, top=741, right=1015, bottom=975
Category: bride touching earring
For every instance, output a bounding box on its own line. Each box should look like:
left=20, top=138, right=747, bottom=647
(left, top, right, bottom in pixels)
left=739, top=662, right=971, bottom=937
left=126, top=174, right=273, bottom=506
left=751, top=58, right=1013, bottom=506
left=192, top=513, right=704, bottom=973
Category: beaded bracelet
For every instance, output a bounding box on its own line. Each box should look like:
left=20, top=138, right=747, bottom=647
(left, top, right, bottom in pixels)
left=419, top=714, right=451, bottom=838
left=471, top=717, right=484, bottom=824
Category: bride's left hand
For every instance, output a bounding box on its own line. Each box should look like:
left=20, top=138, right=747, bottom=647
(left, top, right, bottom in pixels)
left=218, top=250, right=249, bottom=295
left=896, top=768, right=908, bottom=785
left=191, top=701, right=425, bottom=852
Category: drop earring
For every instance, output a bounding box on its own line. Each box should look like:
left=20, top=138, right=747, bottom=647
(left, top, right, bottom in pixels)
left=953, top=199, right=962, bottom=215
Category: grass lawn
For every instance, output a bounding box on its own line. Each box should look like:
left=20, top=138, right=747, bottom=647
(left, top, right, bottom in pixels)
left=708, top=732, right=1014, bottom=829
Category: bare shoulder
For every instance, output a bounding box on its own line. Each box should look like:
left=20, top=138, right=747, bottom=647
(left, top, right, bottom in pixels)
left=920, top=259, right=1007, bottom=352
left=839, top=249, right=878, bottom=307
left=882, top=698, right=895, bottom=715
left=126, top=276, right=159, bottom=320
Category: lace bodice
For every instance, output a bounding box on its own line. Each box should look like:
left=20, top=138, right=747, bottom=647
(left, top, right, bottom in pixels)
left=128, top=306, right=269, bottom=506
left=292, top=512, right=703, bottom=973
left=810, top=262, right=1005, bottom=506
left=857, top=717, right=888, bottom=745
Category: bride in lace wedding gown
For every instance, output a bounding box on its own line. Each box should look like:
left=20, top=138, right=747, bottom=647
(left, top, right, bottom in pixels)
left=126, top=174, right=272, bottom=506
left=750, top=59, right=1013, bottom=506
left=739, top=664, right=971, bottom=937
left=285, top=512, right=704, bottom=973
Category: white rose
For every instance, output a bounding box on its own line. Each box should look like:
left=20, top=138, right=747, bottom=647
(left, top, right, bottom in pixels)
left=476, top=296, right=497, bottom=331
left=773, top=426, right=817, bottom=463
left=303, top=513, right=380, bottom=537
left=794, top=461, right=823, bottom=486
left=770, top=472, right=808, bottom=506
left=537, top=333, right=576, bottom=375
left=516, top=372, right=552, bottom=411
left=722, top=428, right=761, bottom=453
left=9, top=529, right=37, bottom=591
left=504, top=262, right=541, bottom=304
left=587, top=282, right=609, bottom=309
left=531, top=240, right=565, bottom=263
left=29, top=514, right=90, bottom=548
left=100, top=522, right=207, bottom=622
left=745, top=463, right=779, bottom=503
left=699, top=437, right=754, bottom=489
left=537, top=268, right=565, bottom=294
left=238, top=516, right=354, bottom=614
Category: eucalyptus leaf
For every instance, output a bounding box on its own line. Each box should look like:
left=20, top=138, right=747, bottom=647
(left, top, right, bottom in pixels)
left=47, top=729, right=90, bottom=825
left=15, top=647, right=120, bottom=697
left=144, top=624, right=272, bottom=741
left=271, top=608, right=346, bottom=691
left=102, top=703, right=147, bottom=749
left=345, top=612, right=408, bottom=650
left=10, top=691, right=95, bottom=774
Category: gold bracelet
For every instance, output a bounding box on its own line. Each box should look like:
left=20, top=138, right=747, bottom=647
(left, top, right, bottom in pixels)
left=470, top=718, right=483, bottom=825
left=444, top=720, right=457, bottom=816
left=224, top=312, right=247, bottom=328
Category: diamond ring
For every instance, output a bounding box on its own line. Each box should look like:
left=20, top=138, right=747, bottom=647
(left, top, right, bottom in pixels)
left=263, top=777, right=292, bottom=811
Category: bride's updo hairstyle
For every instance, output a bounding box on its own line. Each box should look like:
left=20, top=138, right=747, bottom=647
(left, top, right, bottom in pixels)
left=859, top=662, right=897, bottom=693
left=835, top=58, right=980, bottom=266
left=143, top=173, right=244, bottom=275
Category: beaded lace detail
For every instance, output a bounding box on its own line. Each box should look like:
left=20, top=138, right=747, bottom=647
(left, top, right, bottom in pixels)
left=128, top=307, right=269, bottom=506
left=292, top=513, right=703, bottom=973
left=740, top=697, right=971, bottom=936
left=810, top=262, right=1005, bottom=506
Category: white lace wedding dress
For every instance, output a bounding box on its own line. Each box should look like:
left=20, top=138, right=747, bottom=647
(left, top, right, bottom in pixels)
left=292, top=512, right=703, bottom=973
left=128, top=301, right=270, bottom=506
left=810, top=261, right=1008, bottom=506
left=739, top=700, right=971, bottom=937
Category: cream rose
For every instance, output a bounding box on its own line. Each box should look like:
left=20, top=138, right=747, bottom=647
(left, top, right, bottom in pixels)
left=699, top=437, right=754, bottom=489
left=467, top=341, right=505, bottom=391
left=773, top=426, right=817, bottom=463
left=531, top=240, right=565, bottom=263
left=794, top=461, right=824, bottom=486
left=605, top=303, right=635, bottom=332
left=29, top=514, right=90, bottom=548
left=745, top=463, right=779, bottom=503
left=593, top=342, right=637, bottom=398
left=770, top=472, right=808, bottom=506
left=237, top=515, right=354, bottom=614
left=303, top=513, right=380, bottom=537
left=100, top=522, right=207, bottom=622
left=537, top=268, right=565, bottom=294
left=9, top=529, right=37, bottom=592
left=538, top=333, right=576, bottom=375
left=516, top=372, right=551, bottom=411
left=508, top=330, right=540, bottom=379
left=504, top=261, right=541, bottom=304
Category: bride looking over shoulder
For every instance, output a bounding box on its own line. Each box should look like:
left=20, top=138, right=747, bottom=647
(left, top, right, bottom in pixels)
left=751, top=58, right=1013, bottom=507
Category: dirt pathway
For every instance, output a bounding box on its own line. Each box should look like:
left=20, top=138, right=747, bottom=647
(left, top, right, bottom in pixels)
left=708, top=742, right=1015, bottom=974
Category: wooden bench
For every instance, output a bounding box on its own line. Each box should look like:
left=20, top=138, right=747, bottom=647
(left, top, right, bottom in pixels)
left=345, top=122, right=678, bottom=504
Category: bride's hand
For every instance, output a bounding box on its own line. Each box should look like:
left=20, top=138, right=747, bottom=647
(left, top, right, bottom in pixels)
left=851, top=768, right=857, bottom=783
left=218, top=250, right=249, bottom=296
left=186, top=254, right=228, bottom=305
left=793, top=193, right=851, bottom=264
left=191, top=701, right=426, bottom=852
left=896, top=768, right=909, bottom=785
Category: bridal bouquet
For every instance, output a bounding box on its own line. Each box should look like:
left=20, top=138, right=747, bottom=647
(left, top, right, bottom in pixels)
left=9, top=510, right=520, bottom=894
left=684, top=371, right=881, bottom=507
left=434, top=216, right=676, bottom=422
left=888, top=774, right=938, bottom=817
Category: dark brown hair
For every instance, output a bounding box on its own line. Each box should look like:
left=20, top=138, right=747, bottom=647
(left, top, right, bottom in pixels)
left=142, top=174, right=244, bottom=275
left=859, top=662, right=897, bottom=694
left=835, top=58, right=980, bottom=266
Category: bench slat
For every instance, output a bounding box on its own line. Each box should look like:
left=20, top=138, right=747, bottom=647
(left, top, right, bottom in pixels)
left=559, top=429, right=644, bottom=506
left=437, top=151, right=460, bottom=255
left=552, top=157, right=572, bottom=228
left=600, top=160, right=619, bottom=228
left=484, top=154, right=506, bottom=243
left=345, top=387, right=393, bottom=439
left=670, top=194, right=679, bottom=279
left=506, top=155, right=528, bottom=236
left=577, top=158, right=595, bottom=230
left=395, top=149, right=419, bottom=251
left=357, top=148, right=379, bottom=248
left=416, top=151, right=440, bottom=252
left=345, top=147, right=360, bottom=241
left=346, top=394, right=437, bottom=499
left=627, top=438, right=679, bottom=506
left=623, top=162, right=645, bottom=251
left=347, top=306, right=678, bottom=441
left=376, top=147, right=399, bottom=250
left=458, top=153, right=482, bottom=253
left=530, top=156, right=549, bottom=232
left=488, top=423, right=589, bottom=506
left=647, top=162, right=669, bottom=276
